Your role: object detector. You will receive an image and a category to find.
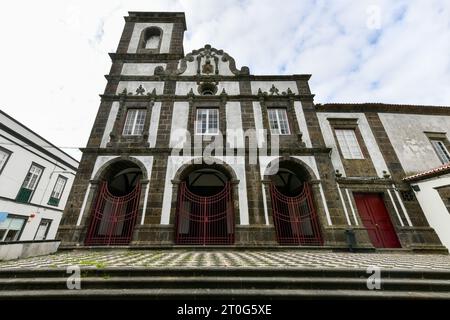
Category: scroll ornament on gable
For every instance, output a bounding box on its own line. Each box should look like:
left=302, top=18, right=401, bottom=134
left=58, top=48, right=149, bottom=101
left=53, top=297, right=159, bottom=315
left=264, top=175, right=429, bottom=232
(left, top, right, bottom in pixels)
left=155, top=44, right=250, bottom=76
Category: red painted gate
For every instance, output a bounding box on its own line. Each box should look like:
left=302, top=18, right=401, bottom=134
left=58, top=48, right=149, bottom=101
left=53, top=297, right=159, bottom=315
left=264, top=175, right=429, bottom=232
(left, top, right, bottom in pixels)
left=85, top=181, right=141, bottom=246
left=353, top=193, right=401, bottom=248
left=175, top=181, right=234, bottom=245
left=270, top=182, right=322, bottom=245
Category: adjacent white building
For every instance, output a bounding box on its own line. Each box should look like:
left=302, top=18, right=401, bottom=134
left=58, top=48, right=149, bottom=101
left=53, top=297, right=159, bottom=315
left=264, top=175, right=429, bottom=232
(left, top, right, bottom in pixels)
left=404, top=163, right=450, bottom=250
left=0, top=110, right=78, bottom=242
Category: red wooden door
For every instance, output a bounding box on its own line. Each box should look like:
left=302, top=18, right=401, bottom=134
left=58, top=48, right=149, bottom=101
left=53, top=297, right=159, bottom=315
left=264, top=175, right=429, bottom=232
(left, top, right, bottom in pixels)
left=353, top=193, right=401, bottom=248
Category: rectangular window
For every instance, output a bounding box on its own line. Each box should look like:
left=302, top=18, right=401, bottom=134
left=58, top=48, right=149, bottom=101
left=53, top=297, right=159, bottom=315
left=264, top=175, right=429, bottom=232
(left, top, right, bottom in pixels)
left=0, top=147, right=12, bottom=174
left=268, top=109, right=290, bottom=135
left=195, top=108, right=219, bottom=135
left=0, top=214, right=26, bottom=242
left=335, top=129, right=364, bottom=159
left=16, top=164, right=44, bottom=203
left=48, top=176, right=68, bottom=206
left=122, top=109, right=146, bottom=136
left=34, top=219, right=52, bottom=241
left=431, top=139, right=450, bottom=164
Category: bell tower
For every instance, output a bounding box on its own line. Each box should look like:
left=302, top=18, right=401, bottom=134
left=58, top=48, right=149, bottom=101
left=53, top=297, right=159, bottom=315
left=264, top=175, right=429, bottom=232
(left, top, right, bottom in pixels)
left=57, top=12, right=187, bottom=246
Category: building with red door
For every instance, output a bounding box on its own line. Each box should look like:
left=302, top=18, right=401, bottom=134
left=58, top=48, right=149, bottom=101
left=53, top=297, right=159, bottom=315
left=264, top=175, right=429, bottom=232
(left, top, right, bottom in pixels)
left=57, top=12, right=449, bottom=252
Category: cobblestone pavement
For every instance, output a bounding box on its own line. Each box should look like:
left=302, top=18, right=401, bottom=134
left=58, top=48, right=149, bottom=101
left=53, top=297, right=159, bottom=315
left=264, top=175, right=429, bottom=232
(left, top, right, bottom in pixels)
left=1, top=250, right=450, bottom=270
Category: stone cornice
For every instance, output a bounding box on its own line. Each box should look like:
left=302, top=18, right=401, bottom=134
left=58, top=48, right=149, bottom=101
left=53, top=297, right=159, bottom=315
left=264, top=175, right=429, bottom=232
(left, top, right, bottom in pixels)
left=316, top=103, right=450, bottom=115
left=109, top=53, right=184, bottom=61
left=125, top=12, right=187, bottom=30
left=99, top=94, right=315, bottom=102
left=104, top=74, right=312, bottom=81
left=80, top=147, right=332, bottom=155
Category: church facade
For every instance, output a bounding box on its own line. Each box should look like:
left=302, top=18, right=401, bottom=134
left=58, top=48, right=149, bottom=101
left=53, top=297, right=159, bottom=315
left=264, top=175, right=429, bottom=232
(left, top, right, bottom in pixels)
left=57, top=12, right=449, bottom=252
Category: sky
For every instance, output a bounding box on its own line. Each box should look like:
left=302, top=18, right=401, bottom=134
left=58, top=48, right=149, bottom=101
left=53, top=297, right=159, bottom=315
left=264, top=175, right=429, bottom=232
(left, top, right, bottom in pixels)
left=0, top=0, right=449, bottom=160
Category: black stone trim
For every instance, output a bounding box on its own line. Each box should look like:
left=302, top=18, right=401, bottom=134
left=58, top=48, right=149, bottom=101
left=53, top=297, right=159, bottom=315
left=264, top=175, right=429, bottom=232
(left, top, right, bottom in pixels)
left=126, top=12, right=187, bottom=30
left=105, top=73, right=312, bottom=81
left=336, top=177, right=394, bottom=185
left=0, top=133, right=72, bottom=172
left=0, top=239, right=61, bottom=245
left=109, top=53, right=184, bottom=61
left=316, top=103, right=450, bottom=115
left=0, top=110, right=79, bottom=167
left=99, top=94, right=315, bottom=102
left=79, top=147, right=332, bottom=155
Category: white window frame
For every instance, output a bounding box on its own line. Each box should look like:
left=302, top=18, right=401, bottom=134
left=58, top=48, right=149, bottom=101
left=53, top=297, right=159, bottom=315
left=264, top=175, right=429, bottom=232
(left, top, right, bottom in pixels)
left=34, top=219, right=52, bottom=241
left=50, top=176, right=67, bottom=200
left=22, top=164, right=44, bottom=191
left=335, top=129, right=364, bottom=159
left=122, top=109, right=146, bottom=136
left=195, top=108, right=219, bottom=135
left=268, top=109, right=291, bottom=135
left=0, top=214, right=26, bottom=242
left=431, top=139, right=450, bottom=164
left=0, top=147, right=12, bottom=174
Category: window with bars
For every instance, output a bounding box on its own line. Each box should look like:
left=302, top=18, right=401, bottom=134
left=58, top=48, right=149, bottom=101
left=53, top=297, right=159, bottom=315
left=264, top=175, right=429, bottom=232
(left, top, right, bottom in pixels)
left=122, top=109, right=146, bottom=136
left=16, top=164, right=44, bottom=203
left=48, top=176, right=68, bottom=206
left=268, top=109, right=290, bottom=135
left=195, top=108, right=219, bottom=135
left=335, top=129, right=364, bottom=159
left=0, top=147, right=11, bottom=174
left=431, top=139, right=450, bottom=164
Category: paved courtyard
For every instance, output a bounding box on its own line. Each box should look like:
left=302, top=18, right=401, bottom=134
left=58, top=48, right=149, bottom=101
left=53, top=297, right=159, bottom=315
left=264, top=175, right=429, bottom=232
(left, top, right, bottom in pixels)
left=1, top=249, right=450, bottom=270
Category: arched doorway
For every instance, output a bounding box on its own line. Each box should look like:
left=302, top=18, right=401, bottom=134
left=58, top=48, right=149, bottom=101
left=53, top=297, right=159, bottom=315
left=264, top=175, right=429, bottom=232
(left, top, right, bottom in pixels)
left=175, top=163, right=234, bottom=245
left=85, top=160, right=143, bottom=245
left=268, top=160, right=323, bottom=245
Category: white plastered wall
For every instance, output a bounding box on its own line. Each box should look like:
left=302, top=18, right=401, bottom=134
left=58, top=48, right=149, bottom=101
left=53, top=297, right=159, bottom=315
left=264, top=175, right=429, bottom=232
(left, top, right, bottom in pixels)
left=413, top=175, right=450, bottom=250
left=252, top=102, right=265, bottom=148
left=317, top=112, right=389, bottom=177
left=379, top=113, right=450, bottom=174
left=116, top=81, right=164, bottom=95
left=100, top=102, right=119, bottom=148
left=127, top=23, right=173, bottom=54
left=169, top=102, right=190, bottom=148
left=226, top=102, right=244, bottom=149
left=175, top=81, right=240, bottom=95
left=148, top=102, right=161, bottom=148
left=250, top=81, right=298, bottom=95
left=160, top=156, right=249, bottom=225
left=121, top=63, right=167, bottom=76
left=294, top=101, right=312, bottom=147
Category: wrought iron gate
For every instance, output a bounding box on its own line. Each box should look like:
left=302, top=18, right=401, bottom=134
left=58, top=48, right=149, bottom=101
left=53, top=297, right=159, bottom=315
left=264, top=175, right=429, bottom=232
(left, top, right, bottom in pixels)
left=85, top=181, right=141, bottom=246
left=175, top=181, right=234, bottom=245
left=270, top=182, right=322, bottom=245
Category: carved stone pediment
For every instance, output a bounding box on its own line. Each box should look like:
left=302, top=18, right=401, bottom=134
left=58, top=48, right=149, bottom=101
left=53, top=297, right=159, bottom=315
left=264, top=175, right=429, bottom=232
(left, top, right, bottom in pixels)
left=157, top=44, right=250, bottom=76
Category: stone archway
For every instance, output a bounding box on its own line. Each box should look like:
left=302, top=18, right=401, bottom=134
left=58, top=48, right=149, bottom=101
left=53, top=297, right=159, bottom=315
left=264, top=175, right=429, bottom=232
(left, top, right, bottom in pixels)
left=171, top=158, right=239, bottom=245
left=263, top=157, right=323, bottom=246
left=84, top=158, right=147, bottom=246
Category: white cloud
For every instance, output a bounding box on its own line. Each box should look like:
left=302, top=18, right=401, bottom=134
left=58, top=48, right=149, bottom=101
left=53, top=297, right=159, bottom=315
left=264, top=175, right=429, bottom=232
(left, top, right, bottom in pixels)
left=0, top=0, right=449, bottom=160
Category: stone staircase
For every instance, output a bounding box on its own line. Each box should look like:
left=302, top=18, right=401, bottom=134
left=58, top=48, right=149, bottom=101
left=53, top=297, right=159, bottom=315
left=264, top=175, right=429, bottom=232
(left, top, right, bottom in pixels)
left=1, top=267, right=450, bottom=299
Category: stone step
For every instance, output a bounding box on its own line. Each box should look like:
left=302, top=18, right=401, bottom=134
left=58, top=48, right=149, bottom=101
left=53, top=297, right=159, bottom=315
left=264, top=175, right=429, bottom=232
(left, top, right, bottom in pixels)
left=1, top=276, right=450, bottom=292
left=1, top=288, right=450, bottom=300
left=1, top=267, right=450, bottom=280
